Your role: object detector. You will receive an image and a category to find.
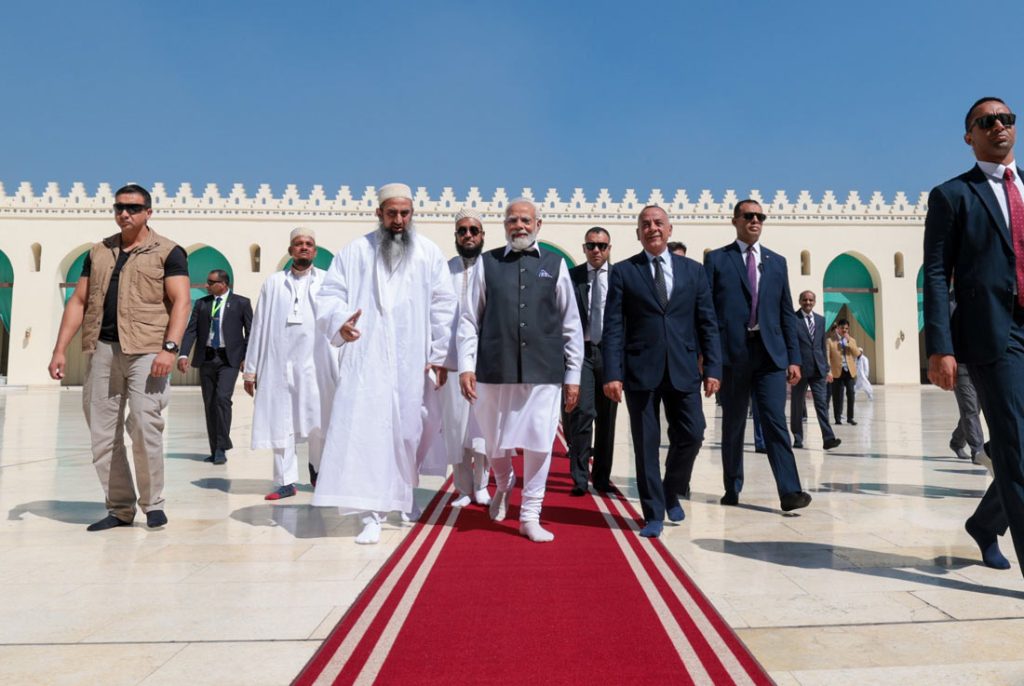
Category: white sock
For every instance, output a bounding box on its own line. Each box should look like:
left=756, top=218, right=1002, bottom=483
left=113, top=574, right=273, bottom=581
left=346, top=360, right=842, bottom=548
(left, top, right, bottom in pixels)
left=474, top=488, right=492, bottom=506
left=451, top=494, right=471, bottom=508
left=520, top=520, right=554, bottom=543
left=355, top=513, right=381, bottom=545
left=489, top=489, right=509, bottom=521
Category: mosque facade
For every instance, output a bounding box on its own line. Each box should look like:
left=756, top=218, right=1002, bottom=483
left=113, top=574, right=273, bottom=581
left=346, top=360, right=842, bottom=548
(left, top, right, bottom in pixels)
left=0, top=181, right=928, bottom=387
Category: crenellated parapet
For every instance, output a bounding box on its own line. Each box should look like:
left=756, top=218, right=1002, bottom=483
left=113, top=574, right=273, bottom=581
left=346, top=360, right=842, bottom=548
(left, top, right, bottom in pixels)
left=0, top=182, right=929, bottom=223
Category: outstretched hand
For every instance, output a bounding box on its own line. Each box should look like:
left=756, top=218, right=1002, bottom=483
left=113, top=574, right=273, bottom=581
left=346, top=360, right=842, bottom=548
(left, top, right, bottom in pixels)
left=340, top=309, right=363, bottom=342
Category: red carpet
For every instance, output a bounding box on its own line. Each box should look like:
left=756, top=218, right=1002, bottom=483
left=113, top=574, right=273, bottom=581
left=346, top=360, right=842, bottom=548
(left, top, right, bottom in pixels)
left=294, top=438, right=773, bottom=685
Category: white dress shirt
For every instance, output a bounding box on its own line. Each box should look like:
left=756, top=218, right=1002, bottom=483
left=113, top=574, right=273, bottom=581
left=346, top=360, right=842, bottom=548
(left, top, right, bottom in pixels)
left=977, top=159, right=1024, bottom=226
left=644, top=249, right=673, bottom=297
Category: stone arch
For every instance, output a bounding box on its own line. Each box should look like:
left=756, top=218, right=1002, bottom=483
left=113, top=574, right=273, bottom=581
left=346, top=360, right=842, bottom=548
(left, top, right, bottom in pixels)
left=539, top=241, right=576, bottom=268
left=54, top=245, right=93, bottom=385
left=184, top=245, right=234, bottom=302
left=823, top=252, right=882, bottom=383
left=0, top=249, right=13, bottom=378
left=277, top=247, right=335, bottom=273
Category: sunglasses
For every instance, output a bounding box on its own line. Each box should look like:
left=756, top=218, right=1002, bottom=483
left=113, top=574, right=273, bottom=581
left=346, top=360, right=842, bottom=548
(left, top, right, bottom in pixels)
left=456, top=226, right=482, bottom=237
left=971, top=112, right=1016, bottom=130
left=583, top=242, right=609, bottom=251
left=113, top=203, right=149, bottom=215
left=741, top=212, right=767, bottom=222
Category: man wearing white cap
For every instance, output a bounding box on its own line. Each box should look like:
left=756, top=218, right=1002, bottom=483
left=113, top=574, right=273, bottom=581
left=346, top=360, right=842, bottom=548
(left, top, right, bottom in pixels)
left=459, top=199, right=583, bottom=543
left=243, top=228, right=326, bottom=500
left=441, top=207, right=493, bottom=508
left=313, top=183, right=457, bottom=544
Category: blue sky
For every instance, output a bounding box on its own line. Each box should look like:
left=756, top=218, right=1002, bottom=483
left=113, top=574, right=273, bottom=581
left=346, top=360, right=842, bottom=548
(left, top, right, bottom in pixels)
left=2, top=1, right=1022, bottom=200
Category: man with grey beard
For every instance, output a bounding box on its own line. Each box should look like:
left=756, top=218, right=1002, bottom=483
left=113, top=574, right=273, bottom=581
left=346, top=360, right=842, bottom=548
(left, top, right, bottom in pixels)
left=440, top=208, right=494, bottom=507
left=313, top=183, right=457, bottom=545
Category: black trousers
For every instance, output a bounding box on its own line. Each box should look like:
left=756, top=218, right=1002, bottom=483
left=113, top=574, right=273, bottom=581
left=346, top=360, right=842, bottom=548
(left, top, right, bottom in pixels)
left=199, top=348, right=239, bottom=454
left=565, top=343, right=617, bottom=490
left=832, top=368, right=856, bottom=422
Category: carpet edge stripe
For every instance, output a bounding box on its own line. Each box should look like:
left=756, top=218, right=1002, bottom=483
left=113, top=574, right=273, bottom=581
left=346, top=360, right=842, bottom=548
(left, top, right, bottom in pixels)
left=353, top=503, right=463, bottom=685
left=602, top=492, right=750, bottom=685
left=604, top=489, right=772, bottom=686
left=296, top=482, right=453, bottom=686
left=590, top=491, right=710, bottom=684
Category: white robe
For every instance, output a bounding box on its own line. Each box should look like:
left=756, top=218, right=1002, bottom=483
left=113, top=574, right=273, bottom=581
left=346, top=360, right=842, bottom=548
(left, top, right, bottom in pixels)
left=312, top=231, right=457, bottom=513
left=244, top=268, right=324, bottom=449
left=441, top=255, right=487, bottom=461
left=458, top=246, right=583, bottom=454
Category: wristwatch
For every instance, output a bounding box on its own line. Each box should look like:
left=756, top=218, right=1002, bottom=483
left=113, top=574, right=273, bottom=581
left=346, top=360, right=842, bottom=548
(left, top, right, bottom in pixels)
left=162, top=340, right=180, bottom=354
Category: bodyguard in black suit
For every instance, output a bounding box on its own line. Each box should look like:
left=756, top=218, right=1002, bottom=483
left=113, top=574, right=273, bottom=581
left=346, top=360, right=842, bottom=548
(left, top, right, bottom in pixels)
left=924, top=96, right=1024, bottom=573
left=178, top=269, right=253, bottom=464
left=603, top=206, right=722, bottom=538
left=565, top=227, right=618, bottom=495
left=704, top=200, right=812, bottom=512
left=790, top=290, right=840, bottom=451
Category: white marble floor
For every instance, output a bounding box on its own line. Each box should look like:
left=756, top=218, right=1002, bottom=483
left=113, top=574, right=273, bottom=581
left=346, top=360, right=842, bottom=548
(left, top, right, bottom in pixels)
left=0, top=384, right=1022, bottom=685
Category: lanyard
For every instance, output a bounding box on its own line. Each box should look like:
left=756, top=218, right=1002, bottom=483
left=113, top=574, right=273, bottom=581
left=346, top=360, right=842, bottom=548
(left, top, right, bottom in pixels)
left=211, top=297, right=225, bottom=319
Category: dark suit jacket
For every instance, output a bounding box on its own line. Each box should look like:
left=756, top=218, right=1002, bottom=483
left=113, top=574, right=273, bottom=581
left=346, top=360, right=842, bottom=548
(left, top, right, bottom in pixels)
left=569, top=263, right=596, bottom=334
left=795, top=310, right=829, bottom=379
left=924, top=164, right=1022, bottom=365
left=602, top=251, right=721, bottom=391
left=180, top=292, right=253, bottom=369
left=703, top=242, right=800, bottom=370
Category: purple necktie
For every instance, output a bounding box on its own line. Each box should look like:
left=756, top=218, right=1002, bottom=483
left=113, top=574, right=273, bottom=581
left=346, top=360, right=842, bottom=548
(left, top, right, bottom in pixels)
left=746, top=247, right=759, bottom=328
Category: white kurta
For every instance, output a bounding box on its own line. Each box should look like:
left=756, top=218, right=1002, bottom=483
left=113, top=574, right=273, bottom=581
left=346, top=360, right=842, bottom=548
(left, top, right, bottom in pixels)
left=457, top=246, right=583, bottom=454
left=441, top=255, right=487, bottom=461
left=312, top=231, right=456, bottom=513
left=244, top=268, right=324, bottom=449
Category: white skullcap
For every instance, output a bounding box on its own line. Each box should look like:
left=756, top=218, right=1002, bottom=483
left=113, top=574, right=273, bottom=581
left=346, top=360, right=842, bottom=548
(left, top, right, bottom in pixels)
left=377, top=183, right=413, bottom=204
left=454, top=207, right=483, bottom=226
left=290, top=226, right=315, bottom=241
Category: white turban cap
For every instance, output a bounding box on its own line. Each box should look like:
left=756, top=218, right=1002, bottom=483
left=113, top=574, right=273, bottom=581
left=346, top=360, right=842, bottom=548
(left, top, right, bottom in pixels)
left=290, top=226, right=315, bottom=241
left=453, top=207, right=483, bottom=226
left=377, top=183, right=413, bottom=204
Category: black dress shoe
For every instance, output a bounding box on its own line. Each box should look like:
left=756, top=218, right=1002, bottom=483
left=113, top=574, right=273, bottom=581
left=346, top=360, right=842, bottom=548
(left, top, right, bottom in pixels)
left=834, top=419, right=842, bottom=425
left=569, top=486, right=587, bottom=497
left=823, top=437, right=842, bottom=450
left=308, top=463, right=319, bottom=488
left=593, top=483, right=612, bottom=494
left=146, top=511, right=168, bottom=528
left=87, top=514, right=132, bottom=531
left=213, top=450, right=227, bottom=465
left=720, top=492, right=739, bottom=506
left=847, top=419, right=857, bottom=426
left=203, top=455, right=215, bottom=463
left=792, top=440, right=804, bottom=449
left=780, top=491, right=812, bottom=512
left=754, top=447, right=768, bottom=454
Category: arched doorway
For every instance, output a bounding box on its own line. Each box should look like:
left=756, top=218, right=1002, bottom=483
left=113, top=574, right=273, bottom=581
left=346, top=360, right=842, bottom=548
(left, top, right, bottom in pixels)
left=917, top=267, right=927, bottom=383
left=58, top=248, right=91, bottom=385
left=177, top=246, right=234, bottom=386
left=823, top=253, right=879, bottom=383
left=280, top=247, right=335, bottom=272
left=0, top=251, right=13, bottom=381
left=539, top=241, right=576, bottom=268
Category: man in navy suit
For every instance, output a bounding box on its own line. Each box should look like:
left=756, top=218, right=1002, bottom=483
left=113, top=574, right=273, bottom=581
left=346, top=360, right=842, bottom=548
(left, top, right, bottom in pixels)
left=704, top=200, right=812, bottom=511
left=602, top=205, right=721, bottom=538
left=178, top=270, right=253, bottom=464
left=790, top=290, right=841, bottom=451
left=565, top=227, right=618, bottom=495
left=924, top=96, right=1024, bottom=574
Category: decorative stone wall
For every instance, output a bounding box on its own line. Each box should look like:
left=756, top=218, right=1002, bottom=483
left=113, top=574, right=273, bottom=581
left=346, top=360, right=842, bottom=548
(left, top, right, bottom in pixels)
left=0, top=183, right=928, bottom=386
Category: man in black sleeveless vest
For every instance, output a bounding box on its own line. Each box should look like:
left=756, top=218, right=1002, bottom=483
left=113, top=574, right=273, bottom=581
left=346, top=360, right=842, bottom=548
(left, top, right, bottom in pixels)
left=459, top=199, right=583, bottom=543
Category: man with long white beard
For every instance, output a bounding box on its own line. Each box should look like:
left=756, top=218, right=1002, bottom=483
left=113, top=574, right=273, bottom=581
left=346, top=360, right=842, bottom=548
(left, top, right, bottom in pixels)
left=243, top=227, right=325, bottom=500
left=441, top=208, right=493, bottom=508
left=459, top=199, right=583, bottom=543
left=313, top=183, right=457, bottom=544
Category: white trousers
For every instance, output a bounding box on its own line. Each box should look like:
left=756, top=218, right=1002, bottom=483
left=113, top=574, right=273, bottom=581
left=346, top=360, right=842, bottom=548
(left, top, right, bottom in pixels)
left=453, top=449, right=490, bottom=496
left=273, top=434, right=324, bottom=487
left=489, top=449, right=551, bottom=522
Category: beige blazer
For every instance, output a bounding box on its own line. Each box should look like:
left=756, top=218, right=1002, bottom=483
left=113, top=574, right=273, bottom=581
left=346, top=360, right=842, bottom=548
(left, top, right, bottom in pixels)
left=827, top=334, right=861, bottom=378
